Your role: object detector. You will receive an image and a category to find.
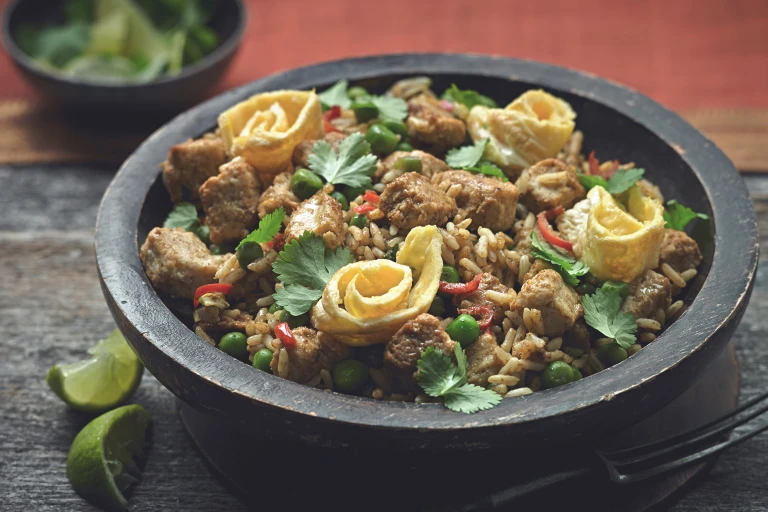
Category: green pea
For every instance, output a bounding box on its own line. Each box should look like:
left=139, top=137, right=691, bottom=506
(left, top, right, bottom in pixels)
left=279, top=311, right=309, bottom=329
left=382, top=120, right=408, bottom=137
left=385, top=243, right=400, bottom=261
left=236, top=241, right=264, bottom=269
left=541, top=361, right=575, bottom=389
left=602, top=280, right=631, bottom=298
left=252, top=349, right=273, bottom=372
left=330, top=191, right=349, bottom=211
left=571, top=367, right=582, bottom=381
left=445, top=314, right=480, bottom=348
left=394, top=156, right=423, bottom=174
left=194, top=224, right=210, bottom=245
left=352, top=101, right=378, bottom=122
left=597, top=343, right=628, bottom=367
left=365, top=124, right=400, bottom=155
left=290, top=168, right=324, bottom=200
left=396, top=141, right=414, bottom=152
left=219, top=332, right=248, bottom=359
left=440, top=265, right=460, bottom=283
left=343, top=185, right=367, bottom=202
left=350, top=214, right=368, bottom=229
left=428, top=296, right=446, bottom=316
left=333, top=359, right=368, bottom=393
left=347, top=86, right=369, bottom=100
left=268, top=303, right=280, bottom=314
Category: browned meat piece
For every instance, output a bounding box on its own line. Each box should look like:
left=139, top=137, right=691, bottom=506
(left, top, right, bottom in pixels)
left=522, top=259, right=553, bottom=283
left=432, top=171, right=520, bottom=231
left=383, top=314, right=455, bottom=392
left=199, top=158, right=262, bottom=245
left=140, top=227, right=228, bottom=299
left=454, top=273, right=514, bottom=324
left=376, top=150, right=451, bottom=180
left=161, top=137, right=228, bottom=203
left=465, top=332, right=504, bottom=387
left=270, top=328, right=350, bottom=383
left=379, top=173, right=457, bottom=229
left=515, top=159, right=585, bottom=213
left=659, top=229, right=702, bottom=274
left=257, top=171, right=300, bottom=218
left=511, top=333, right=556, bottom=363
left=513, top=227, right=533, bottom=256
left=621, top=270, right=672, bottom=319
left=284, top=191, right=345, bottom=249
left=292, top=132, right=347, bottom=168
left=406, top=94, right=466, bottom=153
left=513, top=269, right=583, bottom=336
left=199, top=310, right=253, bottom=338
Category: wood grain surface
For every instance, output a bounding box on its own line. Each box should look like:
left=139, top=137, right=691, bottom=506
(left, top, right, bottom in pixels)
left=0, top=165, right=766, bottom=510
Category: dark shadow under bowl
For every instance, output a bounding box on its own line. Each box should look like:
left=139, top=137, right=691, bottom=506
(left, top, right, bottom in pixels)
left=1, top=0, right=246, bottom=114
left=95, top=53, right=758, bottom=451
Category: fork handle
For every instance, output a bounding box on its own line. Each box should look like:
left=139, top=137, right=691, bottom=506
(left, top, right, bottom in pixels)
left=459, top=466, right=595, bottom=511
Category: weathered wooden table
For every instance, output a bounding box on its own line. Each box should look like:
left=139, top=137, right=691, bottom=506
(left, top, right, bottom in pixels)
left=1, top=164, right=766, bottom=511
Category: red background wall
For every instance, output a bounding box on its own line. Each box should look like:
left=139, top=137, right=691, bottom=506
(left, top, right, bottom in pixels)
left=1, top=0, right=767, bottom=110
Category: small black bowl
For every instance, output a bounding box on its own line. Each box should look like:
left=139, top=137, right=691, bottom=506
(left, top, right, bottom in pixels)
left=95, top=54, right=758, bottom=451
left=1, top=0, right=247, bottom=113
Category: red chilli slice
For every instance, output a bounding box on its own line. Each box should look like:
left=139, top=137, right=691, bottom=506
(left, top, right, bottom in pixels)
left=323, top=106, right=342, bottom=134
left=275, top=322, right=297, bottom=348
left=438, top=274, right=482, bottom=295
left=537, top=209, right=573, bottom=253
left=363, top=190, right=379, bottom=204
left=193, top=283, right=233, bottom=308
left=459, top=305, right=494, bottom=329
left=353, top=204, right=376, bottom=214
left=439, top=99, right=455, bottom=113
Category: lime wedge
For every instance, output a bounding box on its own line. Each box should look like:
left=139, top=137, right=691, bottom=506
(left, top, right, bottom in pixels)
left=47, top=329, right=144, bottom=413
left=67, top=404, right=152, bottom=511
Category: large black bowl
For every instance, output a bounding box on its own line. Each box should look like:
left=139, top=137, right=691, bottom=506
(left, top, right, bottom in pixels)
left=95, top=54, right=758, bottom=450
left=1, top=0, right=246, bottom=113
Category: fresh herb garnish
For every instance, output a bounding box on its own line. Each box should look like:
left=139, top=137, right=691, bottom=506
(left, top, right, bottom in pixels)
left=582, top=287, right=637, bottom=349
left=371, top=96, right=408, bottom=122
left=318, top=79, right=352, bottom=110
left=272, top=232, right=354, bottom=316
left=308, top=132, right=378, bottom=189
left=663, top=200, right=709, bottom=231
left=164, top=202, right=200, bottom=231
left=446, top=138, right=489, bottom=169
left=441, top=84, right=497, bottom=110
left=236, top=208, right=285, bottom=251
left=417, top=344, right=503, bottom=414
left=578, top=168, right=645, bottom=195
left=466, top=162, right=508, bottom=182
left=530, top=232, right=589, bottom=286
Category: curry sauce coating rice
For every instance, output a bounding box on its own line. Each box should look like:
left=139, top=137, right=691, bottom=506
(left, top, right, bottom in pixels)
left=138, top=79, right=705, bottom=407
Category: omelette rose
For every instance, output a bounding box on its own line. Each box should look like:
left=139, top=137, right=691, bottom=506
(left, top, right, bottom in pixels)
left=311, top=226, right=443, bottom=346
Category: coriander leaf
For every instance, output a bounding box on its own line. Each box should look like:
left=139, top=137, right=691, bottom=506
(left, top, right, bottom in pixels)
left=446, top=139, right=489, bottom=169
left=273, top=285, right=323, bottom=316
left=308, top=132, right=378, bottom=188
left=530, top=232, right=589, bottom=286
left=371, top=95, right=407, bottom=122
left=163, top=202, right=200, bottom=232
left=582, top=288, right=637, bottom=349
left=417, top=344, right=503, bottom=414
left=466, top=162, right=508, bottom=182
left=441, top=84, right=497, bottom=109
left=236, top=207, right=285, bottom=250
left=578, top=168, right=645, bottom=195
left=443, top=383, right=503, bottom=414
left=318, top=79, right=352, bottom=110
left=664, top=200, right=709, bottom=230
left=605, top=168, right=645, bottom=194
left=416, top=347, right=466, bottom=396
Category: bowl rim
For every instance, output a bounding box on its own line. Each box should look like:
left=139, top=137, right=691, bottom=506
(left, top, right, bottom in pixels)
left=0, top=0, right=248, bottom=88
left=95, top=53, right=758, bottom=432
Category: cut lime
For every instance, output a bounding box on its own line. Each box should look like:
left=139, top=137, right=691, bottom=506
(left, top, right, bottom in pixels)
left=47, top=329, right=144, bottom=413
left=67, top=404, right=152, bottom=511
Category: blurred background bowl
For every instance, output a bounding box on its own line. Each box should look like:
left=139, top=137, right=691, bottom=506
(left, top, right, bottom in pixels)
left=1, top=0, right=246, bottom=114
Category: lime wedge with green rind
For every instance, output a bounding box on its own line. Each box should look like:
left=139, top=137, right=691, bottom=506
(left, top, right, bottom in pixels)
left=47, top=329, right=144, bottom=413
left=67, top=404, right=152, bottom=511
